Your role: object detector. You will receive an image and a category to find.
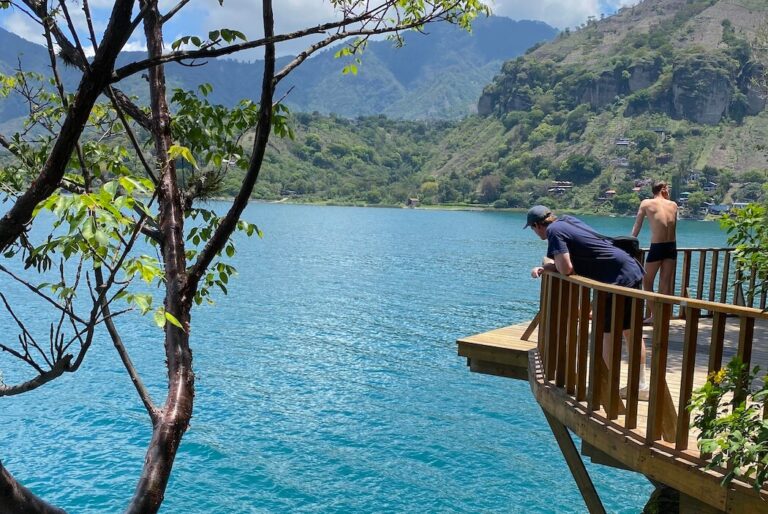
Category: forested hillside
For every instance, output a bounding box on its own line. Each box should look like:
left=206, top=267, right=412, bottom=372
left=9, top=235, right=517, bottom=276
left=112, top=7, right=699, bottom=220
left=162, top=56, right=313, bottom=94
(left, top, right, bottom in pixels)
left=3, top=0, right=767, bottom=216
left=235, top=0, right=768, bottom=217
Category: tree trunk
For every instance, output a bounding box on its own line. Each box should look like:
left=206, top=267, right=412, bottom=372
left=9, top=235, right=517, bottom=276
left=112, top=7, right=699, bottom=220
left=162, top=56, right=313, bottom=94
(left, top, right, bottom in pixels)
left=0, top=461, right=67, bottom=514
left=125, top=2, right=194, bottom=512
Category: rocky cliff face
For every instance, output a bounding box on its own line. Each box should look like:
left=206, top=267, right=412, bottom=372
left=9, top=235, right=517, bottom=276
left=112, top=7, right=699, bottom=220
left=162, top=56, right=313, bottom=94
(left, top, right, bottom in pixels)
left=477, top=0, right=767, bottom=125
left=578, top=63, right=662, bottom=108
left=478, top=50, right=764, bottom=125
left=669, top=60, right=732, bottom=124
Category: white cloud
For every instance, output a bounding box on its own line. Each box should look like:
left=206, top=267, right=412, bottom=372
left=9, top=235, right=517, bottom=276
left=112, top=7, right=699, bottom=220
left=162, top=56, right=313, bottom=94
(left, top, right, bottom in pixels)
left=490, top=0, right=638, bottom=30
left=1, top=0, right=644, bottom=58
left=123, top=40, right=149, bottom=53
left=190, top=0, right=337, bottom=58
left=1, top=11, right=44, bottom=45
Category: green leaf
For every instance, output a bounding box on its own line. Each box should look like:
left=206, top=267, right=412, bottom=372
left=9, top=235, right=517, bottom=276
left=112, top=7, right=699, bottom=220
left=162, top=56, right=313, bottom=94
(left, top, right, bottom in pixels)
left=164, top=311, right=186, bottom=331
left=153, top=309, right=166, bottom=328
left=168, top=144, right=198, bottom=169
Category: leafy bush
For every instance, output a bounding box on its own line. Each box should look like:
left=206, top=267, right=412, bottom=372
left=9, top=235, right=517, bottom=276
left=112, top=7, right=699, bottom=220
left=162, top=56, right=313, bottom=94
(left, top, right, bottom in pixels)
left=688, top=358, right=768, bottom=490
left=720, top=203, right=768, bottom=302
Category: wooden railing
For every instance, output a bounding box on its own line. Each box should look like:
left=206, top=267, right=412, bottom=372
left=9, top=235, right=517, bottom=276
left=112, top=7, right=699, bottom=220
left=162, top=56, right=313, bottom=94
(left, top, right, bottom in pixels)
left=636, top=247, right=766, bottom=315
left=535, top=246, right=768, bottom=455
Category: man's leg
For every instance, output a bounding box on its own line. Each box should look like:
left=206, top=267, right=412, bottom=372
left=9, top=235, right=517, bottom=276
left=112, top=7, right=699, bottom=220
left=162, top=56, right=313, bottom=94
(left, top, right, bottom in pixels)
left=658, top=258, right=676, bottom=296
left=643, top=260, right=661, bottom=321
left=619, top=329, right=649, bottom=400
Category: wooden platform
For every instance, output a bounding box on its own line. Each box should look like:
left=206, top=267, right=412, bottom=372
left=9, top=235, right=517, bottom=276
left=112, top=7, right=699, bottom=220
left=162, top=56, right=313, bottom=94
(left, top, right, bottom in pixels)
left=457, top=317, right=768, bottom=512
left=458, top=317, right=768, bottom=445
left=457, top=322, right=537, bottom=380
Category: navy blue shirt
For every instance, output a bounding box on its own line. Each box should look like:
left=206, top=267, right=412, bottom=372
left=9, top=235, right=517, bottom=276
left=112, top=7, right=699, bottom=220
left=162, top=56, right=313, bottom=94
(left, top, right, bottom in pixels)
left=546, top=215, right=644, bottom=286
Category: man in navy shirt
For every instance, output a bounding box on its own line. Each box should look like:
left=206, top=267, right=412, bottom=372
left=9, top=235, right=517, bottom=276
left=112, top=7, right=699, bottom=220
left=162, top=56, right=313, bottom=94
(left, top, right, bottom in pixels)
left=526, top=205, right=648, bottom=400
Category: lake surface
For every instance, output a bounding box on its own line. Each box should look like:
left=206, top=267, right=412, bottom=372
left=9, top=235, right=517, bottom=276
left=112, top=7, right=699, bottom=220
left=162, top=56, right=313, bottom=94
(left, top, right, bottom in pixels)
left=2, top=204, right=729, bottom=513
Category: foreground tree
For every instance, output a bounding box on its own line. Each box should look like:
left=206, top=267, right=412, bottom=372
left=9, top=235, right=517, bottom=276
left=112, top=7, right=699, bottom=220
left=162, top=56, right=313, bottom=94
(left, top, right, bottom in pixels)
left=0, top=1, right=488, bottom=512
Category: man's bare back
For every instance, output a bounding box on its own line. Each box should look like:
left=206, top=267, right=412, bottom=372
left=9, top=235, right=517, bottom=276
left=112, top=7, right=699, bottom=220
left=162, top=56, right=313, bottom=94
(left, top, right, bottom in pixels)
left=632, top=185, right=677, bottom=243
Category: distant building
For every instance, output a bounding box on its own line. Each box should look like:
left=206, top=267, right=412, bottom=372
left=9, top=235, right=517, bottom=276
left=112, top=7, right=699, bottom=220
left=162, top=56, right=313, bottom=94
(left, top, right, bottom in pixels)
left=634, top=178, right=653, bottom=187
left=614, top=137, right=633, bottom=146
left=708, top=204, right=730, bottom=215
left=406, top=198, right=420, bottom=208
left=650, top=127, right=667, bottom=141
left=604, top=189, right=617, bottom=199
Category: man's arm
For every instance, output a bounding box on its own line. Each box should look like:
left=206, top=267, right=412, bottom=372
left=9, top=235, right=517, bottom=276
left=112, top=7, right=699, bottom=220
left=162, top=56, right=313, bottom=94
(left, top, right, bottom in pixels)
left=553, top=252, right=574, bottom=276
left=531, top=261, right=557, bottom=278
left=631, top=203, right=646, bottom=237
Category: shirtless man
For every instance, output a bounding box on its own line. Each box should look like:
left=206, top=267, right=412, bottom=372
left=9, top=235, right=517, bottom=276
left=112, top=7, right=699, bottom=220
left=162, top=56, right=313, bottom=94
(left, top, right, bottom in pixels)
left=631, top=181, right=678, bottom=321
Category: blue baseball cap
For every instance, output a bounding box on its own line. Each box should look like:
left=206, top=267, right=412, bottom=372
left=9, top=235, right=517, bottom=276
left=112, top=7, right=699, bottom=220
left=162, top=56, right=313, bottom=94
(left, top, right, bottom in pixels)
left=524, top=205, right=551, bottom=228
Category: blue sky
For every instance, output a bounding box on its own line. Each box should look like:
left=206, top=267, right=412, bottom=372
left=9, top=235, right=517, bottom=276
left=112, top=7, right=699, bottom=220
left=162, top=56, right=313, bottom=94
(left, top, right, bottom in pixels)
left=0, top=0, right=640, bottom=58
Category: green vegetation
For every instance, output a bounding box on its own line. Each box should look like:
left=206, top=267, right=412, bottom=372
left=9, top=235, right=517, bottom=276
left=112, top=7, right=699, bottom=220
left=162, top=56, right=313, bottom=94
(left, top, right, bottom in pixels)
left=689, top=358, right=768, bottom=490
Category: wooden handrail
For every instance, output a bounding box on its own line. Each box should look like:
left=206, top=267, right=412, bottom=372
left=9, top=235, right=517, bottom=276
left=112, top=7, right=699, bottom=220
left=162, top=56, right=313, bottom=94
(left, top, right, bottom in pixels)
left=535, top=246, right=767, bottom=470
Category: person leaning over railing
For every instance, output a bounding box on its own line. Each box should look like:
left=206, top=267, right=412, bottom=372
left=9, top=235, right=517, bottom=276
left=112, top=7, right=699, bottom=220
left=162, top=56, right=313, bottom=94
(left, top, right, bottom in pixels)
left=526, top=205, right=650, bottom=400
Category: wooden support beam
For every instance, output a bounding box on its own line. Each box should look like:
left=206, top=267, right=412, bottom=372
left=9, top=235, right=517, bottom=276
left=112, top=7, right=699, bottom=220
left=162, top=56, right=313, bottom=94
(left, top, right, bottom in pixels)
left=542, top=410, right=606, bottom=514
left=521, top=312, right=540, bottom=341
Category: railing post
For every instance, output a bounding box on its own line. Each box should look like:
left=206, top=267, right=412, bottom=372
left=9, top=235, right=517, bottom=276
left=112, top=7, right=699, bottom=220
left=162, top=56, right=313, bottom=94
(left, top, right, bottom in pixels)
left=708, top=311, right=726, bottom=374
left=678, top=250, right=692, bottom=319
left=676, top=306, right=700, bottom=450
left=588, top=290, right=607, bottom=413
left=719, top=251, right=731, bottom=304
left=695, top=250, right=707, bottom=301
left=625, top=296, right=644, bottom=430
left=707, top=250, right=719, bottom=309
left=606, top=293, right=625, bottom=420
left=576, top=286, right=591, bottom=402
left=734, top=316, right=756, bottom=407
left=555, top=277, right=570, bottom=388
left=565, top=282, right=580, bottom=395
left=647, top=302, right=673, bottom=442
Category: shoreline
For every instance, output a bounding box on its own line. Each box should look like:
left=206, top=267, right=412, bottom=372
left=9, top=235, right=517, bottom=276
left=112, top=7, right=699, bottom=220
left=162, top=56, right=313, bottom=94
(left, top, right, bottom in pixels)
left=201, top=197, right=718, bottom=221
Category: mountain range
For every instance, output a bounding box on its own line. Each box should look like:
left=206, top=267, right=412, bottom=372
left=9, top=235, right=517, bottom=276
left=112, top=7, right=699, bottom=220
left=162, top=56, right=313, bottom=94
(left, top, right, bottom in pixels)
left=0, top=16, right=557, bottom=125
left=248, top=0, right=768, bottom=215
left=2, top=0, right=768, bottom=216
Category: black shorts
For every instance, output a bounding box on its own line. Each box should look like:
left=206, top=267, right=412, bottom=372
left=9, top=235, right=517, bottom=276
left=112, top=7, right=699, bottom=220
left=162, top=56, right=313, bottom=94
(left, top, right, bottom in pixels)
left=646, top=241, right=677, bottom=263
left=604, top=279, right=642, bottom=333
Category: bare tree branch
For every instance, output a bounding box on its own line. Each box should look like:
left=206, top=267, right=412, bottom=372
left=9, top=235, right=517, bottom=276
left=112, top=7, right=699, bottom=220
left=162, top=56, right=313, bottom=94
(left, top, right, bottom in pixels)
left=161, top=0, right=192, bottom=24
left=186, top=1, right=277, bottom=290
left=95, top=267, right=160, bottom=424
left=0, top=265, right=88, bottom=324
left=112, top=9, right=381, bottom=82
left=0, top=354, right=73, bottom=396
left=0, top=460, right=67, bottom=513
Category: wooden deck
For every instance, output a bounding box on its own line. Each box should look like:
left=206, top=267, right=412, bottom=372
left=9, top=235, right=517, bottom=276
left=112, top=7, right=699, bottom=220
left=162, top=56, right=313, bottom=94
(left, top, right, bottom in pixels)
left=459, top=317, right=768, bottom=448
left=459, top=248, right=768, bottom=513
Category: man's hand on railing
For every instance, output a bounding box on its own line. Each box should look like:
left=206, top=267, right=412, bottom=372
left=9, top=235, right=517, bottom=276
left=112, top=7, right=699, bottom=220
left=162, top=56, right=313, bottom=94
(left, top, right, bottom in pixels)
left=531, top=266, right=545, bottom=278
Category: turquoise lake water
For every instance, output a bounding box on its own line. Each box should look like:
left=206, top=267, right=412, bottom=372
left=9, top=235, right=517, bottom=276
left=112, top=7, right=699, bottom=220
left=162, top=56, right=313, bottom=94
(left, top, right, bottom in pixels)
left=2, top=204, right=729, bottom=513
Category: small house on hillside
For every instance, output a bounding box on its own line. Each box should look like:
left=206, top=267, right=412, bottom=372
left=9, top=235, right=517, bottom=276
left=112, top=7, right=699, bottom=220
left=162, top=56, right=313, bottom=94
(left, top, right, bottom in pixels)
left=406, top=198, right=420, bottom=208
left=708, top=204, right=730, bottom=215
